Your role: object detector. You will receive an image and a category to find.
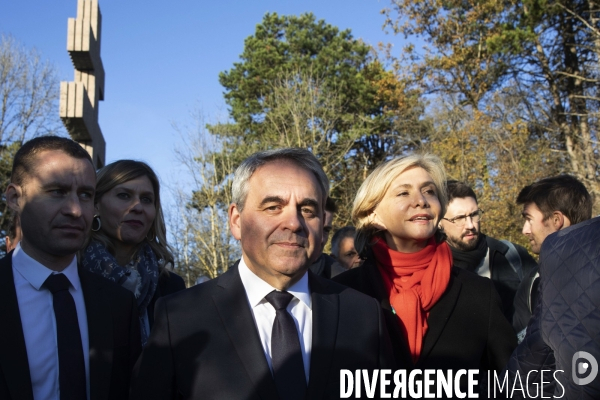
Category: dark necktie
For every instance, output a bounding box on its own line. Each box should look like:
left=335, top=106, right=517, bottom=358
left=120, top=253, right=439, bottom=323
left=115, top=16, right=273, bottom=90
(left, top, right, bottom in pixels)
left=265, top=290, right=307, bottom=400
left=44, top=273, right=87, bottom=400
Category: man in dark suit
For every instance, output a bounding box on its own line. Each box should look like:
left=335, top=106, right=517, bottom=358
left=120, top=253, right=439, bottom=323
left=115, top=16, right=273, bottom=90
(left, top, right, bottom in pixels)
left=0, top=136, right=141, bottom=400
left=131, top=148, right=393, bottom=400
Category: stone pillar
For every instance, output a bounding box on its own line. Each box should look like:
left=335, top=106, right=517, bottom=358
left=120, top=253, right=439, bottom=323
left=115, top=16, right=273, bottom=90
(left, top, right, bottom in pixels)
left=59, top=0, right=106, bottom=168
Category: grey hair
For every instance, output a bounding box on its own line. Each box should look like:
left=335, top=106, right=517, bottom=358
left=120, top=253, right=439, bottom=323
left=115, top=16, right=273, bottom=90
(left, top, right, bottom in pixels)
left=232, top=148, right=329, bottom=211
left=331, top=226, right=356, bottom=259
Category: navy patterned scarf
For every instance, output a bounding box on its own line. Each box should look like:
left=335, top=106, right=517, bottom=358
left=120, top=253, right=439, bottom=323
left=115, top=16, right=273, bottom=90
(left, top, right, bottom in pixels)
left=82, top=240, right=159, bottom=345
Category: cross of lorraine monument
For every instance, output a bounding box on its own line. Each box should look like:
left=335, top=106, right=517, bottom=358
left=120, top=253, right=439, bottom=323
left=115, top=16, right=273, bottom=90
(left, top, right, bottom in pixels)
left=60, top=0, right=106, bottom=168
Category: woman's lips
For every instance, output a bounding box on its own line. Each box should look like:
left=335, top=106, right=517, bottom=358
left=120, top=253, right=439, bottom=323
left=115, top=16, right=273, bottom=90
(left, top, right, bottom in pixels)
left=123, top=220, right=143, bottom=228
left=409, top=214, right=433, bottom=223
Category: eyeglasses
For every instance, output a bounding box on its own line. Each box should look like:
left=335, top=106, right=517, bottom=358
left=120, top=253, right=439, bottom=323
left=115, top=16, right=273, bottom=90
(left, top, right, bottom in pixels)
left=442, top=209, right=484, bottom=226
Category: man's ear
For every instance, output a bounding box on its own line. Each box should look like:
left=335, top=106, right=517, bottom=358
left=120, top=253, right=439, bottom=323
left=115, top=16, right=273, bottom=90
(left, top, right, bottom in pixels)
left=229, top=203, right=242, bottom=240
left=5, top=183, right=22, bottom=213
left=551, top=211, right=569, bottom=230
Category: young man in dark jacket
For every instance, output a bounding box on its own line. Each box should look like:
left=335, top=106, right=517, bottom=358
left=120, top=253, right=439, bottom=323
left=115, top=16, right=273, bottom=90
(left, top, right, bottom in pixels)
left=512, top=175, right=592, bottom=336
left=506, top=216, right=600, bottom=399
left=438, top=181, right=537, bottom=332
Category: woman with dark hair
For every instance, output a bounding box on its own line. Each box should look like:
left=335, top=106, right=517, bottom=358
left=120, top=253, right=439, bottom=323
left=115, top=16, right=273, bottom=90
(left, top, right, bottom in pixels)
left=82, top=160, right=185, bottom=345
left=335, top=154, right=516, bottom=396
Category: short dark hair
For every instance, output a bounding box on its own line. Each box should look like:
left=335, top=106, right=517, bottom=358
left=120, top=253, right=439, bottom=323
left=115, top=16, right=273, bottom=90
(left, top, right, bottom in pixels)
left=325, top=197, right=338, bottom=213
left=6, top=213, right=19, bottom=241
left=11, top=136, right=93, bottom=186
left=446, top=180, right=477, bottom=203
left=331, top=226, right=356, bottom=258
left=517, top=175, right=592, bottom=225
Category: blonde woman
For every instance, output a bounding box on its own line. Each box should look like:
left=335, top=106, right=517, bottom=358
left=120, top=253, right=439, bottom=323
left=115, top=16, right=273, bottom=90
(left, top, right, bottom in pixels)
left=82, top=160, right=185, bottom=346
left=335, top=154, right=515, bottom=395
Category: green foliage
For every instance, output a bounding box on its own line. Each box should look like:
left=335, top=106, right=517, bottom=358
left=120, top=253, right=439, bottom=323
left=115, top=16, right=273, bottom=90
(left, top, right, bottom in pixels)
left=384, top=0, right=600, bottom=240
left=0, top=142, right=21, bottom=253
left=217, top=12, right=375, bottom=134
left=203, top=12, right=428, bottom=229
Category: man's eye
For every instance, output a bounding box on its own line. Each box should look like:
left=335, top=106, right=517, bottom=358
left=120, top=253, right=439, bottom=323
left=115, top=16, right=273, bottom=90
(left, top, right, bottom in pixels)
left=453, top=216, right=467, bottom=223
left=50, top=189, right=66, bottom=196
left=80, top=192, right=93, bottom=200
left=301, top=208, right=316, bottom=216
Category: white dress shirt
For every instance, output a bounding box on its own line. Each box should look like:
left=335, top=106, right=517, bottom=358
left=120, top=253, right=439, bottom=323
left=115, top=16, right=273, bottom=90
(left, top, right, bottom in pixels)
left=238, top=256, right=312, bottom=383
left=12, top=243, right=90, bottom=400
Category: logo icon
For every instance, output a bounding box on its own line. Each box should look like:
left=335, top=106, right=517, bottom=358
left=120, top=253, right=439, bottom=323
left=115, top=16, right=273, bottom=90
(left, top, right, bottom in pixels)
left=572, top=351, right=598, bottom=385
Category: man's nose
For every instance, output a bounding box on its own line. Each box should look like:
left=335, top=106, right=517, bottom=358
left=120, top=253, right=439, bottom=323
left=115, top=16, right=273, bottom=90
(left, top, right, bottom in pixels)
left=63, top=193, right=83, bottom=217
left=283, top=208, right=304, bottom=232
left=522, top=221, right=530, bottom=235
left=464, top=216, right=475, bottom=229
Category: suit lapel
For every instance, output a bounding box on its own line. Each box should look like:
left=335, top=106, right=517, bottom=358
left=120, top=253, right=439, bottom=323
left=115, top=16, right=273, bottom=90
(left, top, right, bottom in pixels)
left=363, top=255, right=414, bottom=369
left=211, top=265, right=279, bottom=400
left=80, top=267, right=113, bottom=400
left=417, top=270, right=462, bottom=367
left=0, top=254, right=34, bottom=400
left=306, top=272, right=339, bottom=400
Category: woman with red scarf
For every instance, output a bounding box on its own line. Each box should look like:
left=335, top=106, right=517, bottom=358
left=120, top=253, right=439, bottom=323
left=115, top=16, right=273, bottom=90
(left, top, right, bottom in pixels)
left=335, top=154, right=516, bottom=396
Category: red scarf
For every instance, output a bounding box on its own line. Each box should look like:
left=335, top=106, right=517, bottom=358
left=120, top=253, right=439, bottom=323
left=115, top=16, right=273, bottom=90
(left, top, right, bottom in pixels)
left=373, top=238, right=452, bottom=363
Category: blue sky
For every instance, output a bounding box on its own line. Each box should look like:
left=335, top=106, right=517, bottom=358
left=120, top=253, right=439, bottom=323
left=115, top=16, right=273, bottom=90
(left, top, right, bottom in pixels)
left=1, top=0, right=404, bottom=205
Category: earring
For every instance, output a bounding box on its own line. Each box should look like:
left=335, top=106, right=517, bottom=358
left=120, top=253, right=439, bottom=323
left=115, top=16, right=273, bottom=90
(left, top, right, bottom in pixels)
left=146, top=230, right=155, bottom=241
left=91, top=215, right=102, bottom=232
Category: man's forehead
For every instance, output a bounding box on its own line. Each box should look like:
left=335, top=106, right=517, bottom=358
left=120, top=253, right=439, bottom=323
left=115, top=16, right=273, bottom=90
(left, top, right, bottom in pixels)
left=447, top=197, right=478, bottom=214
left=250, top=160, right=323, bottom=196
left=522, top=202, right=542, bottom=215
left=27, top=150, right=95, bottom=183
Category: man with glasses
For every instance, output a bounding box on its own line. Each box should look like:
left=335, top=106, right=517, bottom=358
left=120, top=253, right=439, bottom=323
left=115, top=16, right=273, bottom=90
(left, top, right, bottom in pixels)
left=439, top=181, right=537, bottom=332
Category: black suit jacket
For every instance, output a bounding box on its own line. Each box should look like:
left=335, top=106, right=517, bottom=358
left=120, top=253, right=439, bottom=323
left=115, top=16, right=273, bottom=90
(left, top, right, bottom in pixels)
left=485, top=236, right=537, bottom=330
left=147, top=269, right=186, bottom=329
left=334, top=251, right=517, bottom=395
left=130, top=263, right=394, bottom=400
left=0, top=254, right=142, bottom=400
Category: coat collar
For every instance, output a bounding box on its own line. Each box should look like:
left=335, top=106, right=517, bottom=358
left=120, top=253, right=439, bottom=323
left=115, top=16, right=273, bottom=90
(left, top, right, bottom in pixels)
left=212, top=262, right=280, bottom=400
left=213, top=263, right=343, bottom=400
left=0, top=253, right=34, bottom=400
left=306, top=271, right=339, bottom=400
left=360, top=250, right=463, bottom=368
left=79, top=267, right=114, bottom=400
left=0, top=255, right=118, bottom=400
left=416, top=268, right=462, bottom=367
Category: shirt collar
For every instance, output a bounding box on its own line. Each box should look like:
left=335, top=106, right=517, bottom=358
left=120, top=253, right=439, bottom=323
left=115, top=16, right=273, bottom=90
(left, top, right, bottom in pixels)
left=238, top=256, right=312, bottom=309
left=12, top=243, right=80, bottom=291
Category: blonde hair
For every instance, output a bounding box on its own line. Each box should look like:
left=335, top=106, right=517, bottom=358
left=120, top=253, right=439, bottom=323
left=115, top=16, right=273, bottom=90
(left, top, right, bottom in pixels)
left=352, top=154, right=447, bottom=254
left=91, top=160, right=174, bottom=266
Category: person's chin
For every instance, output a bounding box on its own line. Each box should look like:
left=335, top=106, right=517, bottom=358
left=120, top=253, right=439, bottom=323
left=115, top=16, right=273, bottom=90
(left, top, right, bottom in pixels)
left=275, top=264, right=309, bottom=279
left=51, top=240, right=86, bottom=257
left=412, top=229, right=436, bottom=242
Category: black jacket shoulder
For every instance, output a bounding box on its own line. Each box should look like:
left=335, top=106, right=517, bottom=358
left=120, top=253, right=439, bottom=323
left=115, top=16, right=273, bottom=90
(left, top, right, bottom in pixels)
left=147, top=269, right=186, bottom=328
